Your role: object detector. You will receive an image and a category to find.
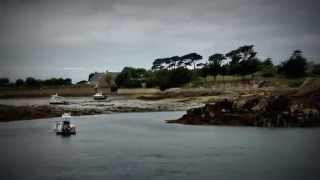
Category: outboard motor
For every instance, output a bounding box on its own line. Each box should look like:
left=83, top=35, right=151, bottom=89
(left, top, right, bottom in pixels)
left=62, top=121, right=71, bottom=135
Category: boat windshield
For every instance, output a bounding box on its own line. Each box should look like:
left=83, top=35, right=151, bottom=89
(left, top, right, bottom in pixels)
left=63, top=121, right=70, bottom=125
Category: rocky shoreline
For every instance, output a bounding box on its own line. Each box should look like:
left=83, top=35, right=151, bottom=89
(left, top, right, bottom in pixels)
left=167, top=93, right=320, bottom=127
left=168, top=78, right=320, bottom=127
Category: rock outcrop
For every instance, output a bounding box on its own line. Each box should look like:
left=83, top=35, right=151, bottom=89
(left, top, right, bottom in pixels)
left=168, top=94, right=320, bottom=127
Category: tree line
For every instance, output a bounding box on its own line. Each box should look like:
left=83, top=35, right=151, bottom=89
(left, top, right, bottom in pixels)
left=0, top=77, right=73, bottom=88
left=115, top=45, right=320, bottom=90
left=2, top=45, right=320, bottom=90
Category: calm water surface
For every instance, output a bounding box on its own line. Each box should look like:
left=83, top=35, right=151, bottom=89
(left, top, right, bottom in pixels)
left=1, top=112, right=320, bottom=180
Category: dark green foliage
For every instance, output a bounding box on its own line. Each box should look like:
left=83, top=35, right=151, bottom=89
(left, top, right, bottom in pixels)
left=145, top=75, right=158, bottom=88
left=262, top=58, right=273, bottom=67
left=153, top=68, right=193, bottom=91
left=278, top=50, right=307, bottom=78
left=152, top=53, right=202, bottom=71
left=153, top=70, right=171, bottom=90
left=260, top=58, right=276, bottom=77
left=115, top=67, right=148, bottom=88
left=0, top=78, right=10, bottom=87
left=238, top=58, right=262, bottom=76
left=64, top=78, right=72, bottom=85
left=225, top=45, right=261, bottom=76
left=220, top=65, right=228, bottom=76
left=312, top=64, right=320, bottom=76
left=181, top=53, right=203, bottom=69
left=15, top=79, right=24, bottom=87
left=206, top=53, right=226, bottom=79
left=24, top=77, right=73, bottom=87
left=25, top=77, right=40, bottom=87
left=151, top=58, right=166, bottom=70
left=261, top=66, right=276, bottom=77
left=42, top=78, right=72, bottom=86
left=151, top=57, right=173, bottom=70
left=167, top=56, right=181, bottom=69
left=169, top=68, right=193, bottom=88
left=113, top=47, right=314, bottom=90
left=226, top=45, right=256, bottom=64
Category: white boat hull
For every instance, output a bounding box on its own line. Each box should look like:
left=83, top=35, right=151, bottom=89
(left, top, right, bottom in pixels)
left=49, top=94, right=68, bottom=105
left=55, top=113, right=76, bottom=135
left=55, top=127, right=76, bottom=135
left=93, top=96, right=106, bottom=100
left=93, top=92, right=107, bottom=100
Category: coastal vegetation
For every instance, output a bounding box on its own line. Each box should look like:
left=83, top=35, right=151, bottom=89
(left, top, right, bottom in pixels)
left=1, top=45, right=319, bottom=92
left=114, top=45, right=318, bottom=90
left=0, top=77, right=73, bottom=88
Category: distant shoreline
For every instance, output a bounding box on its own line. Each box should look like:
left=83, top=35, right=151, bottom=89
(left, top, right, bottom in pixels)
left=0, top=86, right=99, bottom=98
left=0, top=95, right=204, bottom=122
left=2, top=78, right=319, bottom=125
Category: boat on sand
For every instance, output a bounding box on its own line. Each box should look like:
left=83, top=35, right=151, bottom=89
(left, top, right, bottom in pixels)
left=49, top=94, right=68, bottom=105
left=93, top=92, right=107, bottom=100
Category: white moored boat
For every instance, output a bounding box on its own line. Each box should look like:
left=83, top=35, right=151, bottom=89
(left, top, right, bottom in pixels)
left=93, top=92, right=106, bottom=100
left=54, top=113, right=76, bottom=135
left=49, top=94, right=68, bottom=105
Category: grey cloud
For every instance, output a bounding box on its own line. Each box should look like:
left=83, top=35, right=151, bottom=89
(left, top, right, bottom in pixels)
left=0, top=0, right=319, bottom=81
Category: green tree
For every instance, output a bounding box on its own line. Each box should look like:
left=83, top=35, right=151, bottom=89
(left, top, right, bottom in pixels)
left=64, top=78, right=72, bottom=85
left=167, top=56, right=181, bottom=69
left=278, top=50, right=307, bottom=78
left=15, top=79, right=24, bottom=87
left=238, top=58, right=262, bottom=77
left=0, top=78, right=9, bottom=87
left=225, top=45, right=258, bottom=75
left=154, top=68, right=192, bottom=90
left=181, top=53, right=203, bottom=69
left=208, top=53, right=226, bottom=80
left=260, top=58, right=276, bottom=77
left=262, top=58, right=273, bottom=67
left=115, top=67, right=147, bottom=88
left=25, top=77, right=40, bottom=87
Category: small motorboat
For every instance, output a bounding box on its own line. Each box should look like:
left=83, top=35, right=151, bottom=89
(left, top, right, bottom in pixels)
left=49, top=94, right=68, bottom=105
left=93, top=92, right=107, bottom=100
left=54, top=113, right=76, bottom=136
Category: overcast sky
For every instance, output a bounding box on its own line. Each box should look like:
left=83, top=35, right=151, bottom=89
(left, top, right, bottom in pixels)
left=1, top=0, right=320, bottom=82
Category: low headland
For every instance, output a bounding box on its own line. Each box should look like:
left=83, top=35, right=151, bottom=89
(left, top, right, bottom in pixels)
left=1, top=77, right=319, bottom=127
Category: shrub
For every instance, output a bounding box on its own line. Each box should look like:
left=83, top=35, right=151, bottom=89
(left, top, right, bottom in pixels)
left=0, top=78, right=10, bottom=87
left=261, top=66, right=277, bottom=77
left=278, top=50, right=307, bottom=78
left=115, top=67, right=147, bottom=88
left=154, top=68, right=193, bottom=91
left=15, top=79, right=24, bottom=87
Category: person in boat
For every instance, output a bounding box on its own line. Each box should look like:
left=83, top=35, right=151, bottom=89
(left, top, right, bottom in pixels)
left=62, top=120, right=71, bottom=134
